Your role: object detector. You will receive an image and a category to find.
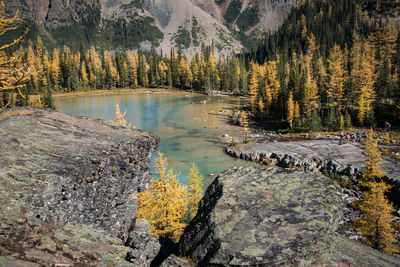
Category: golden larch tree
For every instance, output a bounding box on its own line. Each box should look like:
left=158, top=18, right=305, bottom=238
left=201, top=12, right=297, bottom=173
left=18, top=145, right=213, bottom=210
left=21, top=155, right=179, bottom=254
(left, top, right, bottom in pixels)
left=104, top=51, right=119, bottom=87
left=356, top=181, right=398, bottom=254
left=81, top=63, right=88, bottom=86
left=363, top=130, right=386, bottom=181
left=263, top=60, right=280, bottom=113
left=178, top=57, right=188, bottom=88
left=327, top=44, right=345, bottom=111
left=127, top=52, right=138, bottom=87
left=114, top=104, right=127, bottom=127
left=137, top=152, right=188, bottom=242
left=0, top=0, right=29, bottom=103
left=304, top=67, right=319, bottom=118
left=50, top=48, right=60, bottom=87
left=248, top=62, right=260, bottom=114
left=351, top=32, right=376, bottom=125
left=356, top=43, right=376, bottom=125
left=158, top=61, right=168, bottom=84
left=187, top=162, right=203, bottom=219
left=287, top=92, right=295, bottom=130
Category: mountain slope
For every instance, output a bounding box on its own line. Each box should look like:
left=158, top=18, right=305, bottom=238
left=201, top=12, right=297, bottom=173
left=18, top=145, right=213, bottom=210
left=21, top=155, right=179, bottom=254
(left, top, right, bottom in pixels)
left=4, top=0, right=298, bottom=54
left=143, top=0, right=242, bottom=55
left=192, top=0, right=298, bottom=34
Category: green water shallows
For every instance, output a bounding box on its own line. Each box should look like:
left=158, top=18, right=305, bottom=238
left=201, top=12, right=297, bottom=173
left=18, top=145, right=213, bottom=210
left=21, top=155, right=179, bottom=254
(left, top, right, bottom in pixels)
left=55, top=92, right=255, bottom=187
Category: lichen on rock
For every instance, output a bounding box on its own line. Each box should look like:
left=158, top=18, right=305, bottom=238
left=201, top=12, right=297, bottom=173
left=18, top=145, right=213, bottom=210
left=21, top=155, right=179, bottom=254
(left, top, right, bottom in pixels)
left=179, top=166, right=343, bottom=266
left=0, top=107, right=160, bottom=265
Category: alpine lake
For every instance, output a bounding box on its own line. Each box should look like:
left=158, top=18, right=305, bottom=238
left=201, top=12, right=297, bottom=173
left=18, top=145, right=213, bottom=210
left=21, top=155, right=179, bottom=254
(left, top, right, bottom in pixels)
left=55, top=91, right=256, bottom=188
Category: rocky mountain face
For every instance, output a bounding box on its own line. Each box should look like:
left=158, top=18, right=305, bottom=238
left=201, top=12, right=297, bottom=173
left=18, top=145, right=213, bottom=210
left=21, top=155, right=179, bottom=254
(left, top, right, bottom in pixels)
left=4, top=0, right=298, bottom=54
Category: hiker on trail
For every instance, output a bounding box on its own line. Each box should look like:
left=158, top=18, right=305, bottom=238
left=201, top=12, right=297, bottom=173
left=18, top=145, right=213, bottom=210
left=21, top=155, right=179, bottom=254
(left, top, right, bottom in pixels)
left=339, top=131, right=344, bottom=145
left=387, top=122, right=391, bottom=132
left=356, top=131, right=361, bottom=142
left=346, top=133, right=350, bottom=143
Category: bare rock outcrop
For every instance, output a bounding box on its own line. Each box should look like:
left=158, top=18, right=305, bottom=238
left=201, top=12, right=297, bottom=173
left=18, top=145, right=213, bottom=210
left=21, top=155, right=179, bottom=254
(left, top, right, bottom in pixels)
left=179, top=166, right=343, bottom=266
left=179, top=166, right=400, bottom=266
left=0, top=108, right=167, bottom=265
left=225, top=141, right=400, bottom=203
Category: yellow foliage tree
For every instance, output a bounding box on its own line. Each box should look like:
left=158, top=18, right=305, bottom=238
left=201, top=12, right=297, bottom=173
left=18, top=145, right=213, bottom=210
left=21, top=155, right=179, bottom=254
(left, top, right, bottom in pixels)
left=327, top=44, right=345, bottom=111
left=187, top=162, right=203, bottom=219
left=356, top=181, right=398, bottom=254
left=248, top=62, right=260, bottom=114
left=0, top=0, right=29, bottom=105
left=114, top=104, right=127, bottom=127
left=294, top=101, right=300, bottom=126
left=350, top=33, right=376, bottom=125
left=137, top=152, right=188, bottom=242
left=304, top=67, right=319, bottom=118
left=263, top=61, right=280, bottom=113
left=127, top=52, right=138, bottom=87
left=104, top=51, right=119, bottom=87
left=363, top=130, right=386, bottom=181
left=28, top=95, right=43, bottom=108
left=287, top=92, right=295, bottom=130
left=81, top=63, right=88, bottom=86
left=158, top=61, right=168, bottom=84
left=178, top=57, right=188, bottom=88
left=50, top=48, right=60, bottom=87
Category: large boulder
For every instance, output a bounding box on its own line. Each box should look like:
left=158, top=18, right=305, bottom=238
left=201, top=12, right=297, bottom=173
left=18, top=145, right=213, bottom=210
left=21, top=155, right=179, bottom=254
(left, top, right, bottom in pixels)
left=179, top=166, right=343, bottom=266
left=0, top=108, right=162, bottom=265
left=179, top=166, right=400, bottom=266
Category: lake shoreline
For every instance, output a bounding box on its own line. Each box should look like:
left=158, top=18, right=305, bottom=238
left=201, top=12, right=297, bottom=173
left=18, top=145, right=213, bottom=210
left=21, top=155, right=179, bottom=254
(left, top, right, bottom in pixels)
left=52, top=88, right=203, bottom=99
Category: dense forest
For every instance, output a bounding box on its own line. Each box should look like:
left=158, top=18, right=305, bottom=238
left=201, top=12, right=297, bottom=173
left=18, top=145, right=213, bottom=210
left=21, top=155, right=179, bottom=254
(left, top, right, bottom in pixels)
left=247, top=0, right=400, bottom=130
left=0, top=40, right=248, bottom=108
left=1, top=0, right=400, bottom=132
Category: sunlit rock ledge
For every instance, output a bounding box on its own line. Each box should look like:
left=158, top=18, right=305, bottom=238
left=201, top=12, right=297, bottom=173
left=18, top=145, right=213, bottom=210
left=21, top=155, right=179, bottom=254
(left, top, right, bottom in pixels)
left=0, top=107, right=163, bottom=266
left=179, top=166, right=400, bottom=266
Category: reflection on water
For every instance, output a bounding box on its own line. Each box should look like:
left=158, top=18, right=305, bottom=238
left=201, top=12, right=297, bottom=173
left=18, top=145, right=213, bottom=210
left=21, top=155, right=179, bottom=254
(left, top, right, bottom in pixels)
left=55, top=92, right=255, bottom=187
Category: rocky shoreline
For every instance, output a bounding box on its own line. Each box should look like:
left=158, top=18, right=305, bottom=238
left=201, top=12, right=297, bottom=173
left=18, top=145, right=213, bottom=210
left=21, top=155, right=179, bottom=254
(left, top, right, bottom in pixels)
left=225, top=140, right=400, bottom=199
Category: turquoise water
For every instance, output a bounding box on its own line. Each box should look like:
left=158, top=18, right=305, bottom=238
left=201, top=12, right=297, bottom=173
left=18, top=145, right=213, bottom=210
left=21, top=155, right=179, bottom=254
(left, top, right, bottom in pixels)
left=55, top=92, right=254, bottom=187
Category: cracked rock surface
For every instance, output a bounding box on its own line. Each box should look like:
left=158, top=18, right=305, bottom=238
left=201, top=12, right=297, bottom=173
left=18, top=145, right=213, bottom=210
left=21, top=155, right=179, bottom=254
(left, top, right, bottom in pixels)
left=179, top=166, right=400, bottom=266
left=0, top=108, right=161, bottom=265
